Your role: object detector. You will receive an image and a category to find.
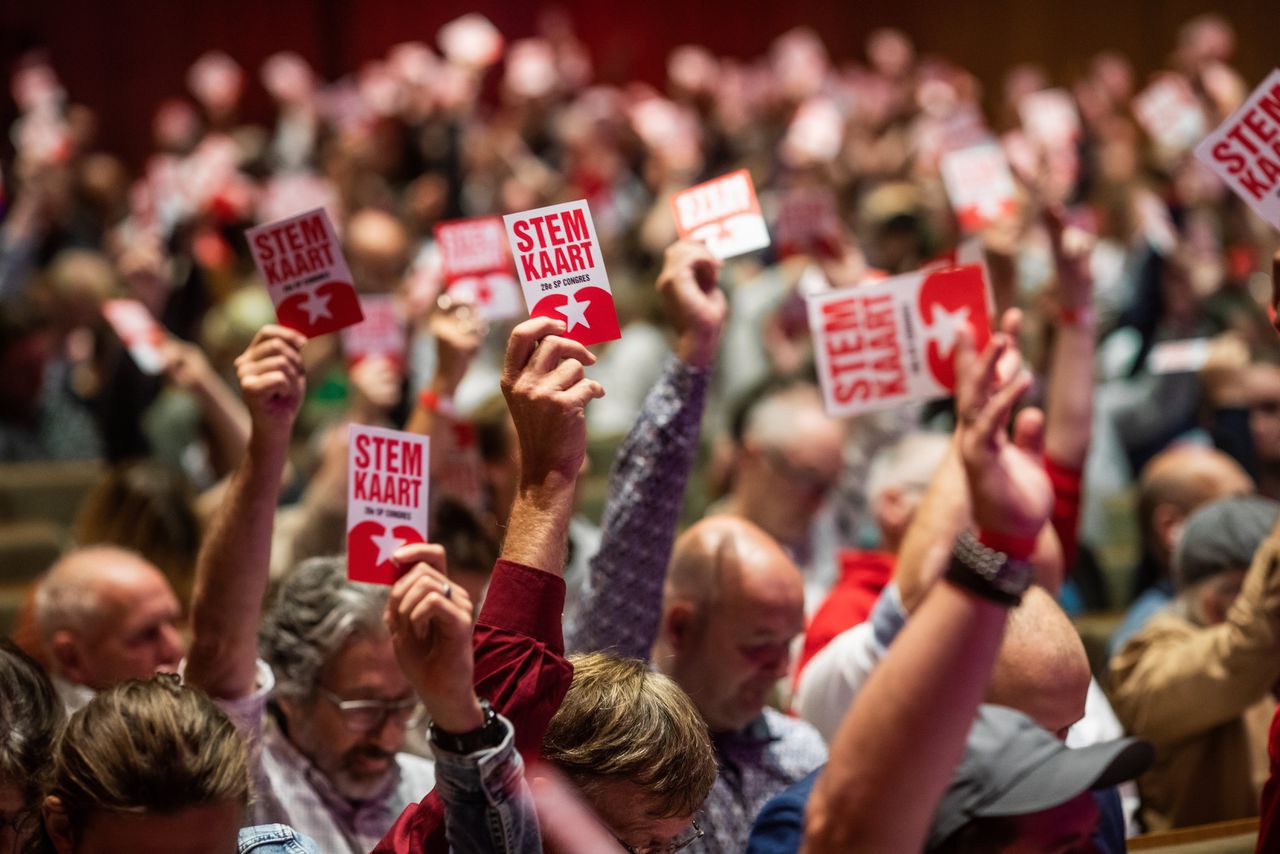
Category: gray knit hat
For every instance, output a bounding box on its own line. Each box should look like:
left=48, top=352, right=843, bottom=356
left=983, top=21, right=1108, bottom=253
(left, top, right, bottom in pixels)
left=1173, top=495, right=1280, bottom=590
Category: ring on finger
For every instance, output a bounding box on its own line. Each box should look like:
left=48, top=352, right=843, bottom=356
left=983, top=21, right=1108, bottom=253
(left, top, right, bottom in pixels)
left=441, top=582, right=452, bottom=600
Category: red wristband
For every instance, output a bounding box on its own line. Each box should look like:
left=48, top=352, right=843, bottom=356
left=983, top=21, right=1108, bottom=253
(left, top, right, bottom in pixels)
left=417, top=389, right=458, bottom=417
left=978, top=529, right=1037, bottom=561
left=1057, top=304, right=1096, bottom=329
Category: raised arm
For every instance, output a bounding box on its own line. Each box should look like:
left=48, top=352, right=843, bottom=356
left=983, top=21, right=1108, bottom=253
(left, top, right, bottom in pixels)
left=802, top=328, right=1053, bottom=854
left=566, top=241, right=726, bottom=657
left=386, top=544, right=542, bottom=854
left=1042, top=207, right=1097, bottom=470
left=499, top=316, right=605, bottom=574
left=894, top=310, right=1022, bottom=611
left=184, top=324, right=305, bottom=700
left=405, top=297, right=487, bottom=512
left=161, top=338, right=252, bottom=478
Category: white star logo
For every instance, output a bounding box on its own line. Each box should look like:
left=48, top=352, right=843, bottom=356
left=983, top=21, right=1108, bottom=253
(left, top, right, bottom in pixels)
left=299, top=289, right=333, bottom=325
left=369, top=523, right=406, bottom=567
left=929, top=304, right=972, bottom=357
left=555, top=291, right=591, bottom=331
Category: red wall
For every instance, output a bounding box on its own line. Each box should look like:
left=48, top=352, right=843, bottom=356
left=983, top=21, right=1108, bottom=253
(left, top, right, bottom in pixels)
left=1, top=0, right=1275, bottom=169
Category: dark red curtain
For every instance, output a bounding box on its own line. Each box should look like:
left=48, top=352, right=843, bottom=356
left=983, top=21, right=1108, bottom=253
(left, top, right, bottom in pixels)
left=1, top=0, right=1274, bottom=169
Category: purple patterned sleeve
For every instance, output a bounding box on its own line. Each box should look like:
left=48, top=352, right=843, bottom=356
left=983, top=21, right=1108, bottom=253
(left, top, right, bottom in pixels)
left=565, top=356, right=711, bottom=659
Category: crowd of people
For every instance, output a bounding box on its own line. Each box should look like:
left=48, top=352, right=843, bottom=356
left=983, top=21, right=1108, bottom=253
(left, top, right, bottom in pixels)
left=2, top=7, right=1280, bottom=853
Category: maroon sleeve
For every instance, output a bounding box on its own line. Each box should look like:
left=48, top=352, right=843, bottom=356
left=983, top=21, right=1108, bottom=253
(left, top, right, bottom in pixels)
left=1044, top=456, right=1083, bottom=573
left=1256, top=702, right=1280, bottom=853
left=373, top=559, right=576, bottom=854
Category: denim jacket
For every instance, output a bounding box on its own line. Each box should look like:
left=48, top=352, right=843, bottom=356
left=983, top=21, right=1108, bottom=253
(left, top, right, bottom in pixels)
left=237, top=824, right=321, bottom=853
left=432, top=712, right=541, bottom=854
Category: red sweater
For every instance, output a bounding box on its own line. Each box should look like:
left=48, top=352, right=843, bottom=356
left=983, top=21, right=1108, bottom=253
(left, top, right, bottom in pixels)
left=797, top=550, right=896, bottom=677
left=373, top=559, right=575, bottom=854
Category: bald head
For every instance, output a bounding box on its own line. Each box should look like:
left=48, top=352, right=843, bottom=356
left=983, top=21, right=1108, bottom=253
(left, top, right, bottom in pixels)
left=35, top=546, right=183, bottom=691
left=987, top=587, right=1091, bottom=738
left=1138, top=446, right=1253, bottom=564
left=665, top=516, right=805, bottom=612
left=659, top=517, right=805, bottom=731
left=346, top=208, right=409, bottom=294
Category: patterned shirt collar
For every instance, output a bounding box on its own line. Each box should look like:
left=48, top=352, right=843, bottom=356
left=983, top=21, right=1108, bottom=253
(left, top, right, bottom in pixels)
left=262, top=713, right=401, bottom=839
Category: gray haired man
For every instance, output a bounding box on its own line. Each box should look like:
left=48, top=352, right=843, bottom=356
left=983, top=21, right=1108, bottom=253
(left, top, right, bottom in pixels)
left=183, top=325, right=434, bottom=854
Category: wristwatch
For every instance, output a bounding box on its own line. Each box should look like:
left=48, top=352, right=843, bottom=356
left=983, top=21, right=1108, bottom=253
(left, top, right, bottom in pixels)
left=429, top=699, right=505, bottom=754
left=945, top=530, right=1034, bottom=606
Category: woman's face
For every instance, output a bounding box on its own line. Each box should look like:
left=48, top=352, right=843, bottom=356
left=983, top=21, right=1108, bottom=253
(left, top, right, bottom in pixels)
left=44, top=800, right=243, bottom=854
left=0, top=780, right=38, bottom=854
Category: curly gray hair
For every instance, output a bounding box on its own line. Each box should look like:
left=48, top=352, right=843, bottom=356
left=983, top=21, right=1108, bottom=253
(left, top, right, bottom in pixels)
left=259, top=556, right=389, bottom=700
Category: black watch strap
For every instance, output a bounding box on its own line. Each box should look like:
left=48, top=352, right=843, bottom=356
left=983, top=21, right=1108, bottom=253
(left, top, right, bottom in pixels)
left=945, top=530, right=1033, bottom=607
left=429, top=699, right=504, bottom=755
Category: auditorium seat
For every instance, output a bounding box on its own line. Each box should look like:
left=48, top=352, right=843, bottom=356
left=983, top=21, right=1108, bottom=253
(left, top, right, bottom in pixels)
left=0, top=460, right=105, bottom=527
left=1128, top=817, right=1258, bottom=853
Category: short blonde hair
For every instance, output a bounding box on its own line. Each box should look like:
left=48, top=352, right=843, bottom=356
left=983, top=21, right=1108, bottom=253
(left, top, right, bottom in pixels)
left=543, top=653, right=716, bottom=819
left=49, top=675, right=250, bottom=833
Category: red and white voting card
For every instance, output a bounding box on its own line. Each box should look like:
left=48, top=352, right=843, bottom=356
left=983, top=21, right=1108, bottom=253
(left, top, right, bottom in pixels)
left=940, top=143, right=1019, bottom=233
left=774, top=187, right=841, bottom=259
left=807, top=264, right=992, bottom=418
left=1195, top=69, right=1280, bottom=231
left=102, top=299, right=167, bottom=375
left=247, top=207, right=364, bottom=337
left=1018, top=89, right=1081, bottom=150
left=346, top=424, right=429, bottom=585
left=1133, top=74, right=1205, bottom=153
left=671, top=169, right=771, bottom=260
left=503, top=199, right=620, bottom=346
left=340, top=295, right=406, bottom=368
left=435, top=216, right=523, bottom=321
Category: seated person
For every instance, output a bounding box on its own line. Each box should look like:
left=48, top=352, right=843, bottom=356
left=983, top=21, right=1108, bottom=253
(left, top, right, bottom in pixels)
left=376, top=315, right=720, bottom=853
left=567, top=243, right=828, bottom=852
left=181, top=324, right=434, bottom=852
left=0, top=638, right=65, bottom=854
left=33, top=545, right=184, bottom=712
left=798, top=430, right=950, bottom=674
left=383, top=548, right=716, bottom=853
left=1109, top=445, right=1253, bottom=656
left=1109, top=494, right=1280, bottom=830
left=38, top=674, right=317, bottom=854
left=755, top=322, right=1152, bottom=852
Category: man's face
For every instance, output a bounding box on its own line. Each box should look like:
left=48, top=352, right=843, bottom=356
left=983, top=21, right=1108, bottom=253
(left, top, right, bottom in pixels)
left=69, top=565, right=183, bottom=690
left=585, top=780, right=698, bottom=854
left=1245, top=365, right=1280, bottom=465
left=1, top=779, right=37, bottom=854
left=283, top=632, right=416, bottom=801
left=50, top=800, right=242, bottom=854
left=744, top=431, right=842, bottom=547
left=1196, top=569, right=1247, bottom=626
left=677, top=580, right=805, bottom=732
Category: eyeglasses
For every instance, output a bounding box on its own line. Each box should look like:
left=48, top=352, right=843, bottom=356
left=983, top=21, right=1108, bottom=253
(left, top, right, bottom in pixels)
left=614, top=820, right=704, bottom=854
left=316, top=688, right=426, bottom=733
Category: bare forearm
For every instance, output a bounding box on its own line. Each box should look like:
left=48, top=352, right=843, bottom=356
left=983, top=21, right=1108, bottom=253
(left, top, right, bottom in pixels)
left=501, top=479, right=577, bottom=577
left=803, top=581, right=1009, bottom=853
left=1044, top=324, right=1095, bottom=468
left=894, top=440, right=970, bottom=610
left=185, top=436, right=290, bottom=698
